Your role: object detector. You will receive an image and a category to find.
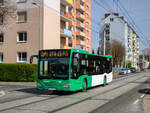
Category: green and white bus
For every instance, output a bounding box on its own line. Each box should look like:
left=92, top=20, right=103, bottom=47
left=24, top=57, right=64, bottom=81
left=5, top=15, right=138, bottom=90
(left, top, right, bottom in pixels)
left=31, top=49, right=113, bottom=91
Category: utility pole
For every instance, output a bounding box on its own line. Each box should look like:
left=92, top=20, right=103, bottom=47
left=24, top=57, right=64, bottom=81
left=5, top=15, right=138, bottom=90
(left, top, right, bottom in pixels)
left=104, top=30, right=106, bottom=55
left=143, top=50, right=145, bottom=69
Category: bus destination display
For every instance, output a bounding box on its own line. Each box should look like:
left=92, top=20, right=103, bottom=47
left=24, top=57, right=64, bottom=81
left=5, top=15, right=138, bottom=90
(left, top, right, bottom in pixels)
left=40, top=50, right=70, bottom=58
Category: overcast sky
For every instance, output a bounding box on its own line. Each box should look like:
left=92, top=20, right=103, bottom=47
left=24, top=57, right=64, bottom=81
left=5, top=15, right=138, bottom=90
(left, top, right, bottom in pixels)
left=91, top=0, right=150, bottom=52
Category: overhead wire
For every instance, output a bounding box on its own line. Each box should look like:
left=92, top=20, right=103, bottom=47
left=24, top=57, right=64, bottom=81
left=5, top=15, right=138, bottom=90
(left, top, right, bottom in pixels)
left=116, top=0, right=149, bottom=48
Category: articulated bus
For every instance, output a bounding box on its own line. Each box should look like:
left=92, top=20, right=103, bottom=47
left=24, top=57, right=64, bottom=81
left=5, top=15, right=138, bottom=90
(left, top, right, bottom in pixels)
left=31, top=49, right=113, bottom=91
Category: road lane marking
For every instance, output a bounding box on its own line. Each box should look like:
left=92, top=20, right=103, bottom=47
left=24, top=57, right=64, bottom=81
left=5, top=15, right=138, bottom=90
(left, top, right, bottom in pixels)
left=0, top=90, right=5, bottom=97
left=133, top=99, right=139, bottom=104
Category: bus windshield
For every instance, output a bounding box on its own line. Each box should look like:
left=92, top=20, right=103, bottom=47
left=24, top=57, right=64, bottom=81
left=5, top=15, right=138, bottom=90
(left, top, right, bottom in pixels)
left=39, top=57, right=70, bottom=79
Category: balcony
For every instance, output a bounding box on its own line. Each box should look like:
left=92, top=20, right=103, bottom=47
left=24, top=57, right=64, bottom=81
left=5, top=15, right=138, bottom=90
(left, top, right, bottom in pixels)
left=60, top=28, right=72, bottom=38
left=76, top=40, right=85, bottom=45
left=76, top=31, right=85, bottom=37
left=76, top=13, right=85, bottom=21
left=68, top=40, right=73, bottom=44
left=76, top=4, right=85, bottom=11
left=69, top=22, right=73, bottom=26
left=76, top=22, right=85, bottom=29
left=60, top=11, right=72, bottom=22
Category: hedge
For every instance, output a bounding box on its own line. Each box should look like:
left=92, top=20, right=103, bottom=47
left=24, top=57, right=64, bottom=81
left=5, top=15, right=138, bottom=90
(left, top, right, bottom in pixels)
left=0, top=64, right=37, bottom=82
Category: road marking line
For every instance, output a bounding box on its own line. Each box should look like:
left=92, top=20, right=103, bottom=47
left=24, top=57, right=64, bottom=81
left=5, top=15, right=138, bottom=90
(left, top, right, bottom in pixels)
left=0, top=90, right=5, bottom=97
left=133, top=99, right=139, bottom=104
left=140, top=94, right=145, bottom=98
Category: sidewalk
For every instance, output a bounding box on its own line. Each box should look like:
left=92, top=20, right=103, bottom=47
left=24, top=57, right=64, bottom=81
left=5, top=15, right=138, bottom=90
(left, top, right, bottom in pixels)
left=143, top=93, right=150, bottom=113
left=0, top=82, right=36, bottom=86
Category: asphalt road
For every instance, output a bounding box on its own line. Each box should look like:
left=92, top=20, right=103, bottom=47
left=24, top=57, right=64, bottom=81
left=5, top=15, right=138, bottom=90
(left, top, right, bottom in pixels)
left=0, top=71, right=150, bottom=113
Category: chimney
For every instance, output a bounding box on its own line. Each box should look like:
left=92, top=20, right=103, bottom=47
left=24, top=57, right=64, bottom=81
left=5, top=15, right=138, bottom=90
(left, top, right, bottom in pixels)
left=121, top=16, right=124, bottom=20
left=104, top=14, right=110, bottom=18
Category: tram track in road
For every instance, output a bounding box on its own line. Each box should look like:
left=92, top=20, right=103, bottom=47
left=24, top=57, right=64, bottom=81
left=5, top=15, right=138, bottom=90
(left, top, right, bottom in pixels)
left=0, top=73, right=148, bottom=112
left=0, top=72, right=138, bottom=104
left=0, top=71, right=144, bottom=104
left=0, top=95, right=60, bottom=112
left=47, top=74, right=148, bottom=113
left=89, top=79, right=150, bottom=113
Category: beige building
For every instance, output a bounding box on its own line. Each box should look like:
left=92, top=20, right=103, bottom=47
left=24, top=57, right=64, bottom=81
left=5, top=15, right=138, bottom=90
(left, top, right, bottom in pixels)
left=0, top=0, right=73, bottom=63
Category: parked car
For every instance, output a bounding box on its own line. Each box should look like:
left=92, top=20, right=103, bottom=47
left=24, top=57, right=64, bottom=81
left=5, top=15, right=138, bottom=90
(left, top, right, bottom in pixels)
left=126, top=68, right=131, bottom=73
left=130, top=67, right=136, bottom=73
left=119, top=68, right=127, bottom=74
left=141, top=68, right=144, bottom=71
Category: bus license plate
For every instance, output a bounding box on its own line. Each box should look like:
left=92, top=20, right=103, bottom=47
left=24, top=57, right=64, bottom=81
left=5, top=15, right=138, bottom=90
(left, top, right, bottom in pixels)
left=48, top=88, right=56, bottom=91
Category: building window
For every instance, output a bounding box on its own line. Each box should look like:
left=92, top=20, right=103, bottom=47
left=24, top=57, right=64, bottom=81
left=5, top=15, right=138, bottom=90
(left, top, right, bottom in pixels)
left=85, top=22, right=89, bottom=27
left=0, top=53, right=3, bottom=63
left=106, top=36, right=110, bottom=41
left=68, top=43, right=72, bottom=47
left=105, top=30, right=110, bottom=34
left=0, top=14, right=3, bottom=25
left=86, top=5, right=89, bottom=10
left=85, top=13, right=89, bottom=18
left=105, top=24, right=110, bottom=28
left=110, top=18, right=114, bottom=22
left=17, top=11, right=27, bottom=23
left=0, top=33, right=3, bottom=43
left=17, top=52, right=27, bottom=62
left=17, top=32, right=27, bottom=42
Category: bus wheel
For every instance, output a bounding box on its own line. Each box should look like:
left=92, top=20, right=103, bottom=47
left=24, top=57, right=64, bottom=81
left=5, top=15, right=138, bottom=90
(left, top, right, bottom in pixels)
left=103, top=76, right=107, bottom=86
left=82, top=79, right=87, bottom=92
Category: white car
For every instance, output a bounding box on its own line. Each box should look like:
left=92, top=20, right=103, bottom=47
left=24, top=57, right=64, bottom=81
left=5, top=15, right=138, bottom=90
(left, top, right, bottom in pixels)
left=126, top=68, right=131, bottom=73
left=119, top=69, right=127, bottom=74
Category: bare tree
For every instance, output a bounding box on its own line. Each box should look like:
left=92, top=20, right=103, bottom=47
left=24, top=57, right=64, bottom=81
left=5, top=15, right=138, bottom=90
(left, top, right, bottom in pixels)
left=110, top=40, right=125, bottom=67
left=0, top=0, right=16, bottom=30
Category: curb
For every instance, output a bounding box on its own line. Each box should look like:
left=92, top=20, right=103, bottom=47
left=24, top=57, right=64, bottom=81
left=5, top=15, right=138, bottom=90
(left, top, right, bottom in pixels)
left=0, top=82, right=36, bottom=86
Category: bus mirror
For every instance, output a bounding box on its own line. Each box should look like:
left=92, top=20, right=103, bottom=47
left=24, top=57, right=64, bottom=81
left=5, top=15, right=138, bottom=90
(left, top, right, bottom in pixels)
left=30, top=55, right=38, bottom=64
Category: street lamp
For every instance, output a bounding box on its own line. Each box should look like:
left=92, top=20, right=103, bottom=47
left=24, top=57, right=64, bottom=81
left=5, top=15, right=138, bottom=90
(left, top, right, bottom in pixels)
left=32, top=2, right=41, bottom=50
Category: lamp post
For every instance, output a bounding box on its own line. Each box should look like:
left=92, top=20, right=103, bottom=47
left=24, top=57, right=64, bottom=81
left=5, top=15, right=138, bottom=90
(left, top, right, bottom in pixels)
left=32, top=2, right=41, bottom=50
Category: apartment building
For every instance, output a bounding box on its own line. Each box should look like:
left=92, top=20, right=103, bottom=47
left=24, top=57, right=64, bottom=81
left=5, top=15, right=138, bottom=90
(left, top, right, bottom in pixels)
left=99, top=13, right=139, bottom=68
left=0, top=0, right=73, bottom=63
left=99, top=13, right=125, bottom=55
left=131, top=31, right=139, bottom=68
left=68, top=0, right=91, bottom=52
left=125, top=23, right=139, bottom=69
left=139, top=55, right=150, bottom=69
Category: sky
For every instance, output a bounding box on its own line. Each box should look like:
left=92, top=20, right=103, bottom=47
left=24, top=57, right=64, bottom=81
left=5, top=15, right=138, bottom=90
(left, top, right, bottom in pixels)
left=91, top=0, right=150, bottom=52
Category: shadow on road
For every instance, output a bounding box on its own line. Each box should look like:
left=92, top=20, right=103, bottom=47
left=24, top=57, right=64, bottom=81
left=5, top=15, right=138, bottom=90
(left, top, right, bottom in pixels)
left=15, top=88, right=78, bottom=96
left=138, top=88, right=150, bottom=95
left=15, top=84, right=105, bottom=96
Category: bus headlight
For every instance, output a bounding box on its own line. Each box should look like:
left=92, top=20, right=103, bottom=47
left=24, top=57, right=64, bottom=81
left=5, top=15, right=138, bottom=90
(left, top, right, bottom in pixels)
left=63, top=83, right=71, bottom=88
left=37, top=83, right=42, bottom=87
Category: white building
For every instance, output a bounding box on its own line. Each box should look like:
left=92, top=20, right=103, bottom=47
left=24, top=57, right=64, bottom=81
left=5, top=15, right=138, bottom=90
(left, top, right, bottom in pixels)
left=99, top=13, right=139, bottom=69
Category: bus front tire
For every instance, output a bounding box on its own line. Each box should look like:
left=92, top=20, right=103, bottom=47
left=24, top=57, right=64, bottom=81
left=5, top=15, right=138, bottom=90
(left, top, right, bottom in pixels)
left=82, top=79, right=87, bottom=92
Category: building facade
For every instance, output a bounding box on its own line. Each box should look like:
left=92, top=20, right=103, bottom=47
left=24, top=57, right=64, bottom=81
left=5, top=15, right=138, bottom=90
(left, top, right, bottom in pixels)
left=99, top=13, right=139, bottom=68
left=68, top=0, right=91, bottom=52
left=0, top=0, right=91, bottom=63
